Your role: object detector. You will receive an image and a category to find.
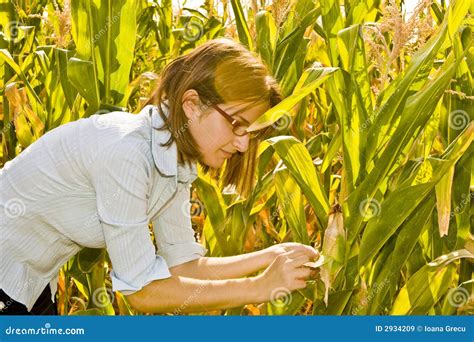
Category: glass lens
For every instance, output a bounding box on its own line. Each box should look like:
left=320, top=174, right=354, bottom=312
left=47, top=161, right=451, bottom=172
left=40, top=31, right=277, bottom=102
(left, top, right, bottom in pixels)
left=233, top=124, right=249, bottom=136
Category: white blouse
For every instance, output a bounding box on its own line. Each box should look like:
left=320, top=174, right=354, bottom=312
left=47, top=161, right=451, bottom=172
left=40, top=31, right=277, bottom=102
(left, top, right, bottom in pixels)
left=0, top=104, right=207, bottom=311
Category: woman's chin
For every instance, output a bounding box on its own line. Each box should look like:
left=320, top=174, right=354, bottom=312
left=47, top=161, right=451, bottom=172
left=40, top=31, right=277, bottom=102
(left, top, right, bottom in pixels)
left=201, top=155, right=226, bottom=169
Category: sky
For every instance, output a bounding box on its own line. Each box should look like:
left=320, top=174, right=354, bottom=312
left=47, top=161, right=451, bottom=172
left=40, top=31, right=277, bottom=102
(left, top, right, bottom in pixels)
left=172, top=0, right=446, bottom=21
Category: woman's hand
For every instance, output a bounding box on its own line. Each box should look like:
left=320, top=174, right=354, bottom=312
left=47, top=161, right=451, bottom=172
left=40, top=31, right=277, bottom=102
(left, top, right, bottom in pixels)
left=265, top=242, right=320, bottom=263
left=253, top=249, right=316, bottom=303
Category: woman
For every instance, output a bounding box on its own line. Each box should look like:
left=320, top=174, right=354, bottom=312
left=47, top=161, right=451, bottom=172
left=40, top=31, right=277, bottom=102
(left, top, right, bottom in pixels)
left=0, top=38, right=319, bottom=315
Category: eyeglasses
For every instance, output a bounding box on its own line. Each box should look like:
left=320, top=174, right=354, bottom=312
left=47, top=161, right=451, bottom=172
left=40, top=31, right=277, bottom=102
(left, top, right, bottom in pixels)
left=211, top=103, right=262, bottom=138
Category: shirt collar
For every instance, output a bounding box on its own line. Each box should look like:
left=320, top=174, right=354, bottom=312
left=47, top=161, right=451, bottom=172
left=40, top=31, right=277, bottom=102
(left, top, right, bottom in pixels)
left=141, top=104, right=198, bottom=183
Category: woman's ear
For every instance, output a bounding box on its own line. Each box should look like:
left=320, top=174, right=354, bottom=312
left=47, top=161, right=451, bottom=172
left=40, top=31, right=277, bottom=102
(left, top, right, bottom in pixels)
left=182, top=89, right=201, bottom=121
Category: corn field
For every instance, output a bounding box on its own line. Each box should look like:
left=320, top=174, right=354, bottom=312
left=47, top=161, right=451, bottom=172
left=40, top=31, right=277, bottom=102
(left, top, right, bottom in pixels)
left=0, top=0, right=472, bottom=316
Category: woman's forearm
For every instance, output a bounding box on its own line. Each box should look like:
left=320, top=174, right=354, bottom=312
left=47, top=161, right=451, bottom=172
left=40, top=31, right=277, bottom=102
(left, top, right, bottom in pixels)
left=126, top=275, right=265, bottom=314
left=168, top=249, right=275, bottom=280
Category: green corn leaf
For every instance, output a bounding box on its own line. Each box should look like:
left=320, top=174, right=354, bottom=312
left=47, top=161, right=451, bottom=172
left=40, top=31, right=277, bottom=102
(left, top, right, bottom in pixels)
left=77, top=248, right=106, bottom=274
left=391, top=249, right=473, bottom=314
left=70, top=0, right=137, bottom=107
left=452, top=151, right=472, bottom=249
left=346, top=49, right=469, bottom=243
left=230, top=0, right=253, bottom=50
left=274, top=168, right=309, bottom=244
left=313, top=289, right=353, bottom=315
left=255, top=10, right=276, bottom=68
left=387, top=195, right=436, bottom=297
left=267, top=136, right=330, bottom=225
left=358, top=123, right=473, bottom=267
left=273, top=1, right=320, bottom=82
left=319, top=0, right=344, bottom=65
left=194, top=176, right=231, bottom=255
left=67, top=57, right=100, bottom=112
left=247, top=66, right=337, bottom=132
left=365, top=0, right=470, bottom=164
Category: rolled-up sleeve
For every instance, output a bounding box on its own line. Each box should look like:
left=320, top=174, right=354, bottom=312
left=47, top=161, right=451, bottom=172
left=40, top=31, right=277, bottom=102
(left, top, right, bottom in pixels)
left=153, top=183, right=208, bottom=268
left=91, top=142, right=172, bottom=295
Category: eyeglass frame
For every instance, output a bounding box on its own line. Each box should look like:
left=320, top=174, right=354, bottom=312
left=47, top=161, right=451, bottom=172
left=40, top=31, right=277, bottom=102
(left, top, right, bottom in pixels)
left=209, top=103, right=263, bottom=138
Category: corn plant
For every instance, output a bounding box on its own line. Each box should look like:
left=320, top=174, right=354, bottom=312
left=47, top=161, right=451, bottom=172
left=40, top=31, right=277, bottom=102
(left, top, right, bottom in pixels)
left=1, top=0, right=472, bottom=315
left=197, top=0, right=473, bottom=315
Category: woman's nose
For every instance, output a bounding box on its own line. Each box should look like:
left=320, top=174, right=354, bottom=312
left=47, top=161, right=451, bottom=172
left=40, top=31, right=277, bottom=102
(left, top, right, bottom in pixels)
left=233, top=134, right=250, bottom=153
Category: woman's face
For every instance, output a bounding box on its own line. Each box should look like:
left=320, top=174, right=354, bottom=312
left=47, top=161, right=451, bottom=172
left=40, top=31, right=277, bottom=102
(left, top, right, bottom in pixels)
left=182, top=89, right=269, bottom=168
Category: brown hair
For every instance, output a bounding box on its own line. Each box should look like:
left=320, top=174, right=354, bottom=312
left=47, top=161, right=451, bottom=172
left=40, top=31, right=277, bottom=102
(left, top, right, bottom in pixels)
left=148, top=38, right=282, bottom=197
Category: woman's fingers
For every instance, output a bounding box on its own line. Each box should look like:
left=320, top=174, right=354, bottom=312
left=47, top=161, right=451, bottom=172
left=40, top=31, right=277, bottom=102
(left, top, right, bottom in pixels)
left=293, top=267, right=320, bottom=281
left=280, top=242, right=320, bottom=260
left=308, top=268, right=319, bottom=279
left=288, top=254, right=310, bottom=266
left=302, top=245, right=319, bottom=260
left=281, top=250, right=306, bottom=259
left=293, top=264, right=319, bottom=281
left=279, top=250, right=320, bottom=269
